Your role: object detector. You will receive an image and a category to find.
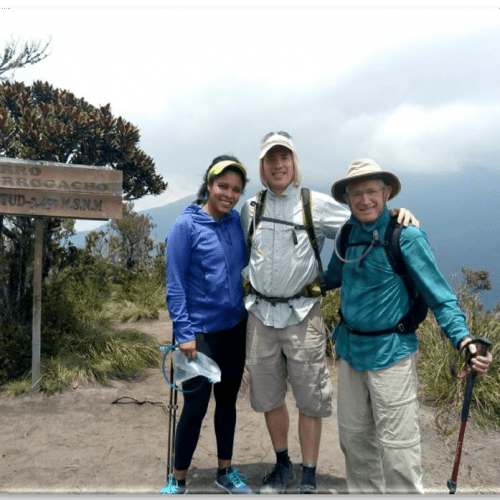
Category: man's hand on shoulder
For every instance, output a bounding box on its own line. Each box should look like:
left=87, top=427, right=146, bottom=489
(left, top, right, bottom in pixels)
left=390, top=208, right=420, bottom=228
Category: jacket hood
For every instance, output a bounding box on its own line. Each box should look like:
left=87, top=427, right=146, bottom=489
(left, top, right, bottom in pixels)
left=183, top=203, right=237, bottom=224
left=259, top=150, right=302, bottom=189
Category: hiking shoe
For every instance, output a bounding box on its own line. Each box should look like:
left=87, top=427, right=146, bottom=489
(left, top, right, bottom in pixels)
left=260, top=462, right=295, bottom=494
left=297, top=483, right=318, bottom=494
left=160, top=476, right=187, bottom=494
left=215, top=467, right=253, bottom=494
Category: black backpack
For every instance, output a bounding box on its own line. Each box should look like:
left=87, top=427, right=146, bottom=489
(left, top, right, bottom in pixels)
left=246, top=188, right=326, bottom=296
left=337, top=216, right=428, bottom=335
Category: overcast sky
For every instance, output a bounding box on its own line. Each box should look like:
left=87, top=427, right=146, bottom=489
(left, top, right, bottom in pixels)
left=3, top=1, right=500, bottom=231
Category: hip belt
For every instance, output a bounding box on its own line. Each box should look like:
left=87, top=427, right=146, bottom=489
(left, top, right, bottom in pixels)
left=250, top=285, right=303, bottom=307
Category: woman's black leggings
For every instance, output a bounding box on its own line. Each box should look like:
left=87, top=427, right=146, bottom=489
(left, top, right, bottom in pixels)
left=173, top=319, right=247, bottom=471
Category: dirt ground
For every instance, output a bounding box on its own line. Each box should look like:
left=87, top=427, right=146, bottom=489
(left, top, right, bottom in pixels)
left=1, top=310, right=500, bottom=495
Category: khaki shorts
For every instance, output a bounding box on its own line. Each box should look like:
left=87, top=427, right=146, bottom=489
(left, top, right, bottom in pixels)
left=245, top=302, right=333, bottom=418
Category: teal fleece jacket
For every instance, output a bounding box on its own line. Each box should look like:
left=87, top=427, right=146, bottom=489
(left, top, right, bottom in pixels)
left=325, top=208, right=469, bottom=371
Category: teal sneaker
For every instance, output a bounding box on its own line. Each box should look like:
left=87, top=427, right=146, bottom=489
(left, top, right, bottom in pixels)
left=160, top=475, right=187, bottom=494
left=215, top=467, right=253, bottom=494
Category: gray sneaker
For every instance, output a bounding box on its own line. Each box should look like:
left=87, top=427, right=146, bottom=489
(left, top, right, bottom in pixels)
left=297, top=483, right=318, bottom=494
left=260, top=462, right=295, bottom=494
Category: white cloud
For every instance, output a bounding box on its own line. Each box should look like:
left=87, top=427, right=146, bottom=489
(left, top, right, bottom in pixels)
left=8, top=5, right=498, bottom=117
left=369, top=103, right=500, bottom=171
left=3, top=3, right=500, bottom=213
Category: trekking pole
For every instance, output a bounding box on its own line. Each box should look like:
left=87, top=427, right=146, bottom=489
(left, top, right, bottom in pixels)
left=160, top=341, right=178, bottom=487
left=167, top=354, right=178, bottom=482
left=158, top=343, right=220, bottom=493
left=447, top=337, right=492, bottom=494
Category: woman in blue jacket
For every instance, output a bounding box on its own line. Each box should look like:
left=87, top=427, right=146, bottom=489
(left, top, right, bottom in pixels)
left=163, top=155, right=252, bottom=494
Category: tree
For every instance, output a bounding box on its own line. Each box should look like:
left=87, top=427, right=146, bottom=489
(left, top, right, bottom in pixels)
left=461, top=267, right=492, bottom=295
left=0, top=80, right=167, bottom=199
left=453, top=267, right=492, bottom=315
left=108, top=203, right=156, bottom=271
left=0, top=80, right=167, bottom=338
left=0, top=38, right=52, bottom=82
left=86, top=202, right=156, bottom=271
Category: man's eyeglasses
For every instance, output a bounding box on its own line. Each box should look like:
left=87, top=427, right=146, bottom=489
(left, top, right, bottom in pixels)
left=261, top=131, right=293, bottom=145
left=348, top=187, right=385, bottom=201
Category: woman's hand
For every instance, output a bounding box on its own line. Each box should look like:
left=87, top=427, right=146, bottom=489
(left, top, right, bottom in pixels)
left=179, top=339, right=197, bottom=359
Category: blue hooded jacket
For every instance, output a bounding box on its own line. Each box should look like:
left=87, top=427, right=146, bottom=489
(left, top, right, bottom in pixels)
left=165, top=204, right=247, bottom=344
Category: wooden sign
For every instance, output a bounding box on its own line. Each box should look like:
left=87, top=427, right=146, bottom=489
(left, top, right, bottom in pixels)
left=0, top=158, right=123, bottom=219
left=0, top=157, right=124, bottom=390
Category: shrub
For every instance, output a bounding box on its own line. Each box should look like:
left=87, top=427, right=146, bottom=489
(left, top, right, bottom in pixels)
left=3, top=328, right=161, bottom=395
left=0, top=245, right=166, bottom=393
left=0, top=323, right=32, bottom=383
left=417, top=306, right=500, bottom=428
left=101, top=275, right=165, bottom=323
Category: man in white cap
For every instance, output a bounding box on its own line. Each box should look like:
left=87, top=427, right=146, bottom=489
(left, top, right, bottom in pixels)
left=241, top=134, right=416, bottom=494
left=325, top=158, right=493, bottom=494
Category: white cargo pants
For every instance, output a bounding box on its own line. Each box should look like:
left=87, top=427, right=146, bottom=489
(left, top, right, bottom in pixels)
left=337, top=353, right=424, bottom=494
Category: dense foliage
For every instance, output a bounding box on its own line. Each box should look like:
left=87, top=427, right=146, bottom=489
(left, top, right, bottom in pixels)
left=0, top=80, right=168, bottom=388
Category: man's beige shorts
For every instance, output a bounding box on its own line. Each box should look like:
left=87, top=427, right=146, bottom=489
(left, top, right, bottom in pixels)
left=245, top=302, right=333, bottom=418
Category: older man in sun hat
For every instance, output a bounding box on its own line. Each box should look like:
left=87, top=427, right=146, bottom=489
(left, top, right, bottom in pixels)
left=241, top=136, right=418, bottom=494
left=324, top=158, right=493, bottom=494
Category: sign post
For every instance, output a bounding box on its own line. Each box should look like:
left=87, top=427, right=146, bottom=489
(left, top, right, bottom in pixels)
left=0, top=158, right=123, bottom=391
left=32, top=218, right=44, bottom=391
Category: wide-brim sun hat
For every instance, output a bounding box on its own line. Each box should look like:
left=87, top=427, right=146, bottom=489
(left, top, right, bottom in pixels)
left=331, top=158, right=401, bottom=203
left=259, top=131, right=302, bottom=187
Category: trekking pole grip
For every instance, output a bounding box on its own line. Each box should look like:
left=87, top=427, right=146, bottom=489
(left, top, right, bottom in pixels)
left=475, top=337, right=492, bottom=357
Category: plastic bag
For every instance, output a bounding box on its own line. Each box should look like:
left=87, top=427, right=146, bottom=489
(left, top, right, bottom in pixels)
left=173, top=349, right=221, bottom=384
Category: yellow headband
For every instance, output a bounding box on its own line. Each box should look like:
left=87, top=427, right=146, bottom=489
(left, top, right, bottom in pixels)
left=207, top=160, right=246, bottom=181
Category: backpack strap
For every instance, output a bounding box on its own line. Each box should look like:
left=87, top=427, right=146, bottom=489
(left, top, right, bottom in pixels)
left=384, top=216, right=418, bottom=303
left=384, top=216, right=428, bottom=332
left=384, top=216, right=405, bottom=275
left=246, top=189, right=267, bottom=264
left=338, top=216, right=427, bottom=335
left=300, top=188, right=326, bottom=296
left=338, top=222, right=353, bottom=259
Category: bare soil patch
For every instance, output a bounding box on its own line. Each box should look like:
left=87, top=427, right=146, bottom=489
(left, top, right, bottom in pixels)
left=1, top=311, right=499, bottom=494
